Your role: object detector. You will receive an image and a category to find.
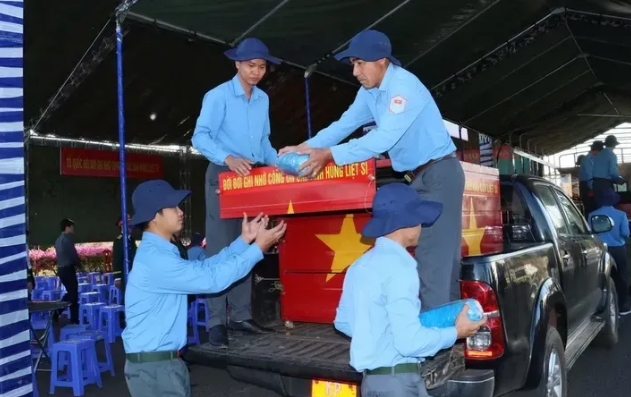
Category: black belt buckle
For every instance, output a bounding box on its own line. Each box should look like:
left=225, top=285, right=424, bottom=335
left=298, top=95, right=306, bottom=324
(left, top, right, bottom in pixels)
left=403, top=172, right=414, bottom=184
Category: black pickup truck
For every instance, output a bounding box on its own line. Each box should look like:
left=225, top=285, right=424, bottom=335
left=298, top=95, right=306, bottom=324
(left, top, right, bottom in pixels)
left=186, top=174, right=619, bottom=397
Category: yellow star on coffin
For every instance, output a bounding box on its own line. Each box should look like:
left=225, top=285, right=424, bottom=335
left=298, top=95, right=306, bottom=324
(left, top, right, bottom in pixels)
left=315, top=214, right=372, bottom=282
left=461, top=198, right=486, bottom=256
left=286, top=200, right=295, bottom=214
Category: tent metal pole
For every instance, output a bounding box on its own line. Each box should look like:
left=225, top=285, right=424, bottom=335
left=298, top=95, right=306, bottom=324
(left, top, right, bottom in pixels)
left=115, top=7, right=131, bottom=281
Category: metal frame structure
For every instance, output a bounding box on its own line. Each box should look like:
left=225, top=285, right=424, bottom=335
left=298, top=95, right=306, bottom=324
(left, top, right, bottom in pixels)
left=115, top=0, right=138, bottom=282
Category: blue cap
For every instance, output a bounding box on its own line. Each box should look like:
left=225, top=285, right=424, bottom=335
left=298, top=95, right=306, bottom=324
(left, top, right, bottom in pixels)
left=334, top=30, right=401, bottom=66
left=225, top=38, right=281, bottom=65
left=129, top=180, right=191, bottom=226
left=596, top=189, right=621, bottom=207
left=362, top=183, right=442, bottom=238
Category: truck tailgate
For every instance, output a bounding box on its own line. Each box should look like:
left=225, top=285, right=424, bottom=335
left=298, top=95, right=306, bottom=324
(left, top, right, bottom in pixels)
left=186, top=322, right=465, bottom=389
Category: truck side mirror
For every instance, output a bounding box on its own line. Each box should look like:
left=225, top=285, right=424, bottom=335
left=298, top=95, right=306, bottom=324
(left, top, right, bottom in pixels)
left=590, top=215, right=614, bottom=234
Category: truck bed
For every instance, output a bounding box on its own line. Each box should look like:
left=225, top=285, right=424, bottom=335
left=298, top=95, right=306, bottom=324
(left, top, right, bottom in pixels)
left=186, top=322, right=465, bottom=389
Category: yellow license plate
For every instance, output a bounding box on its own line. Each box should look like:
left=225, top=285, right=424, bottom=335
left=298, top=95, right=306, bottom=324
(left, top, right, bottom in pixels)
left=311, top=379, right=357, bottom=397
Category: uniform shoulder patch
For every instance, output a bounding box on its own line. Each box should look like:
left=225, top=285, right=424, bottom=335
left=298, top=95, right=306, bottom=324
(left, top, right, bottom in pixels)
left=388, top=95, right=407, bottom=114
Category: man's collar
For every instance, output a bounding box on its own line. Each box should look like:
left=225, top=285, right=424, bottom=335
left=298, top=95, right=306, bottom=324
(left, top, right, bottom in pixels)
left=231, top=75, right=261, bottom=100
left=142, top=231, right=179, bottom=254
left=377, top=63, right=396, bottom=92
left=375, top=236, right=411, bottom=254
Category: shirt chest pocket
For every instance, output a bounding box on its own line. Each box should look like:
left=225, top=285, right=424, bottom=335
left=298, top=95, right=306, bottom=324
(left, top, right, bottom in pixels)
left=223, top=100, right=267, bottom=141
left=224, top=104, right=250, bottom=136
left=370, top=93, right=388, bottom=125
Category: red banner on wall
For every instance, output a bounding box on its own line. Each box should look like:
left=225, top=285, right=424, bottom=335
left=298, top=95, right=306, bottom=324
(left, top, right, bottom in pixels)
left=60, top=147, right=164, bottom=179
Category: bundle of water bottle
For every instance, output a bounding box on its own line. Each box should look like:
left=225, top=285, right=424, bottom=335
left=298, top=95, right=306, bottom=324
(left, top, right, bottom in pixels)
left=275, top=153, right=310, bottom=176
left=419, top=298, right=483, bottom=328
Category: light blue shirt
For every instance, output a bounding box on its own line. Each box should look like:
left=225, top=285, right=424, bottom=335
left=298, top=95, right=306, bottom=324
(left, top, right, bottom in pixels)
left=192, top=75, right=277, bottom=166
left=579, top=153, right=594, bottom=187
left=186, top=246, right=205, bottom=261
left=589, top=206, right=630, bottom=247
left=306, top=64, right=456, bottom=172
left=334, top=237, right=457, bottom=372
left=122, top=232, right=263, bottom=353
left=593, top=148, right=622, bottom=181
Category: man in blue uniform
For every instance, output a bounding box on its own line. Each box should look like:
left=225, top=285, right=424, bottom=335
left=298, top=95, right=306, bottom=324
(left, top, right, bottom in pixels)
left=192, top=38, right=280, bottom=347
left=122, top=180, right=286, bottom=397
left=279, top=30, right=465, bottom=310
left=335, top=183, right=486, bottom=396
left=592, top=135, right=625, bottom=196
left=589, top=189, right=631, bottom=315
left=186, top=233, right=205, bottom=261
left=578, top=140, right=603, bottom=215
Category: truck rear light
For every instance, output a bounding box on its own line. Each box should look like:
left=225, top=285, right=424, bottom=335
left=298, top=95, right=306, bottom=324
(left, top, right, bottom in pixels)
left=460, top=280, right=505, bottom=360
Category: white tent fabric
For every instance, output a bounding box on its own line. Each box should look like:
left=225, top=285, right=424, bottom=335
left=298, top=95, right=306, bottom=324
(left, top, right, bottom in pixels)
left=0, top=2, right=30, bottom=397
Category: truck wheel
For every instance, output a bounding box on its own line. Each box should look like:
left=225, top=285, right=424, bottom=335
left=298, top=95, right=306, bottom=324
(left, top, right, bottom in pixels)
left=593, top=277, right=619, bottom=348
left=511, top=328, right=567, bottom=397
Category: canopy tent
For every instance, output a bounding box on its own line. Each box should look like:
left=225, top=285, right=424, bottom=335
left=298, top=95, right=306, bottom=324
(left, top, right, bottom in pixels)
left=5, top=1, right=631, bottom=394
left=25, top=0, right=631, bottom=155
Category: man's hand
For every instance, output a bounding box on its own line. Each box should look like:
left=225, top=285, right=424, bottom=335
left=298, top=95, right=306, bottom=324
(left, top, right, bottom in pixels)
left=225, top=155, right=254, bottom=176
left=455, top=304, right=488, bottom=339
left=241, top=212, right=266, bottom=243
left=254, top=220, right=287, bottom=252
left=297, top=148, right=333, bottom=178
left=278, top=142, right=311, bottom=156
left=114, top=279, right=121, bottom=289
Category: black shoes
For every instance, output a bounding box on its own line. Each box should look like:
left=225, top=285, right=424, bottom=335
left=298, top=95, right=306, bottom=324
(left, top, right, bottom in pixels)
left=207, top=325, right=229, bottom=348
left=227, top=319, right=273, bottom=334
left=207, top=320, right=274, bottom=348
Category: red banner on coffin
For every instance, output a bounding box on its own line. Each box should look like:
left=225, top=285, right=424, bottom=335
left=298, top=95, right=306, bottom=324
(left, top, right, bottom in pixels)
left=60, top=147, right=164, bottom=179
left=218, top=161, right=376, bottom=218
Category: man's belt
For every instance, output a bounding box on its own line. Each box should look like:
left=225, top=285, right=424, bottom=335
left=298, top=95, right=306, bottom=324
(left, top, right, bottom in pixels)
left=404, top=152, right=457, bottom=184
left=126, top=350, right=180, bottom=363
left=365, top=362, right=421, bottom=376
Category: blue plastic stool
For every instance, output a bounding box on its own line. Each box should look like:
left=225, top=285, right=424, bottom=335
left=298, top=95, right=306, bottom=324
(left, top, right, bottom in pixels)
left=40, top=290, right=61, bottom=301
left=92, top=283, right=108, bottom=303
left=187, top=306, right=200, bottom=346
left=42, top=277, right=58, bottom=290
left=49, top=339, right=103, bottom=396
left=192, top=297, right=211, bottom=330
left=31, top=289, right=43, bottom=300
left=35, top=276, right=47, bottom=288
left=88, top=272, right=102, bottom=285
left=102, top=272, right=115, bottom=286
left=108, top=285, right=121, bottom=305
left=98, top=305, right=124, bottom=343
left=60, top=324, right=89, bottom=341
left=79, top=302, right=105, bottom=330
left=79, top=291, right=100, bottom=305
left=30, top=311, right=49, bottom=331
left=69, top=331, right=115, bottom=376
left=78, top=283, right=92, bottom=294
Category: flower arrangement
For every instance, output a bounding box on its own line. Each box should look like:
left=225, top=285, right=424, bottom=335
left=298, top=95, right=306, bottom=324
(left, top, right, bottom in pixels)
left=30, top=242, right=113, bottom=275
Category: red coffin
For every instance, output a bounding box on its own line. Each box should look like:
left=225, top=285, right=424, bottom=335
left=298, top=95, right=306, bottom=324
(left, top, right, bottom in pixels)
left=218, top=160, right=503, bottom=324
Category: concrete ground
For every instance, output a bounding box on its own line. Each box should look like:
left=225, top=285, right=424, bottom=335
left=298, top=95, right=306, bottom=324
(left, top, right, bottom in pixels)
left=34, top=317, right=631, bottom=396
